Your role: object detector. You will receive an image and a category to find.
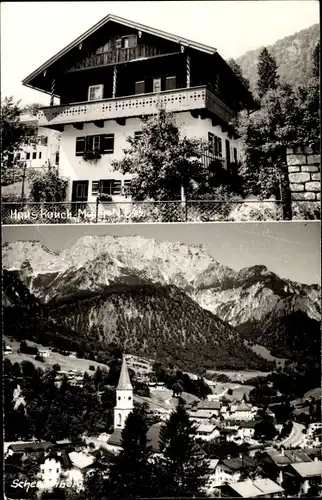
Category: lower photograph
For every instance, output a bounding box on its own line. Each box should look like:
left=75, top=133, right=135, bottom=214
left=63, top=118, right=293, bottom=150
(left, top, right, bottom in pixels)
left=2, top=221, right=321, bottom=499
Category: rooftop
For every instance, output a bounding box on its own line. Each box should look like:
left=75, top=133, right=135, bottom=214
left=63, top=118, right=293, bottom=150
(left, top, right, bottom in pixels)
left=196, top=424, right=217, bottom=434
left=266, top=448, right=312, bottom=466
left=9, top=442, right=52, bottom=453
left=290, top=460, right=322, bottom=478
left=117, top=356, right=133, bottom=391
left=221, top=456, right=257, bottom=472
left=68, top=451, right=95, bottom=469
left=198, top=400, right=221, bottom=410
left=226, top=478, right=284, bottom=498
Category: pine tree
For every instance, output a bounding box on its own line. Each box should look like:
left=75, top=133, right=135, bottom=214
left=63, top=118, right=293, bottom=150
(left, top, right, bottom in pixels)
left=227, top=58, right=250, bottom=90
left=158, top=402, right=207, bottom=496
left=107, top=405, right=155, bottom=498
left=257, top=48, right=279, bottom=98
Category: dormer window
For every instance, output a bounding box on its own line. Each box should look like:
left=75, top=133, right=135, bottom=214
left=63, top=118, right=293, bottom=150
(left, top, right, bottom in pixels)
left=88, top=84, right=103, bottom=101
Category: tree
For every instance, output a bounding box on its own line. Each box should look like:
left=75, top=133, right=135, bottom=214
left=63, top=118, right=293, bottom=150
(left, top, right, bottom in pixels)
left=111, top=108, right=209, bottom=201
left=1, top=96, right=37, bottom=169
left=227, top=58, right=250, bottom=90
left=257, top=48, right=279, bottom=98
left=172, top=381, right=183, bottom=397
left=312, top=42, right=320, bottom=78
left=28, top=167, right=68, bottom=202
left=107, top=405, right=155, bottom=497
left=254, top=420, right=277, bottom=440
left=158, top=403, right=207, bottom=496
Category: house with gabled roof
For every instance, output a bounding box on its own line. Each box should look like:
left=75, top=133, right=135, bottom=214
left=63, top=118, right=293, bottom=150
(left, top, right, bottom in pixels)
left=22, top=14, right=255, bottom=206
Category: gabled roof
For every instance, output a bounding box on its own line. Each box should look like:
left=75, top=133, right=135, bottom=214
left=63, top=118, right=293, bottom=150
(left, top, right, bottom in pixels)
left=226, top=479, right=284, bottom=498
left=220, top=456, right=257, bottom=472
left=117, top=356, right=133, bottom=391
left=22, top=14, right=217, bottom=87
left=290, top=460, right=322, bottom=478
left=9, top=442, right=52, bottom=453
left=266, top=448, right=312, bottom=466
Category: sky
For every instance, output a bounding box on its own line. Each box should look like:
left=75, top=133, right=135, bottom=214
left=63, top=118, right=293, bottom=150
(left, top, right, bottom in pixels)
left=2, top=222, right=320, bottom=285
left=1, top=1, right=320, bottom=105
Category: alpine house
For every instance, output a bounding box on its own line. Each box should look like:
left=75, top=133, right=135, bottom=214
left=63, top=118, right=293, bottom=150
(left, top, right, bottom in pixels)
left=22, top=14, right=255, bottom=204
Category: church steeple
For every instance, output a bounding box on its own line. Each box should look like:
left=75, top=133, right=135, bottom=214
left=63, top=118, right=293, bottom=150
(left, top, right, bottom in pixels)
left=114, top=355, right=133, bottom=430
left=117, top=356, right=133, bottom=390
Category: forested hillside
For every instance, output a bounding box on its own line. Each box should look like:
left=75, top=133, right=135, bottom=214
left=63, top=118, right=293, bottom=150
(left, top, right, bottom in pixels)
left=236, top=24, right=320, bottom=92
left=49, top=283, right=275, bottom=374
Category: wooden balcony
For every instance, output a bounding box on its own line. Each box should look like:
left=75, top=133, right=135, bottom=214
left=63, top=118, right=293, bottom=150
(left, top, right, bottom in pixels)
left=68, top=45, right=173, bottom=71
left=38, top=86, right=236, bottom=128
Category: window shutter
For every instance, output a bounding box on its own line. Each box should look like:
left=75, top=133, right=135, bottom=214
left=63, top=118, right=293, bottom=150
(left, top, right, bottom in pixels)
left=165, top=76, right=176, bottom=90
left=76, top=137, right=86, bottom=156
left=101, top=134, right=114, bottom=154
left=208, top=132, right=215, bottom=154
left=116, top=39, right=122, bottom=49
left=135, top=81, right=145, bottom=94
left=112, top=180, right=122, bottom=195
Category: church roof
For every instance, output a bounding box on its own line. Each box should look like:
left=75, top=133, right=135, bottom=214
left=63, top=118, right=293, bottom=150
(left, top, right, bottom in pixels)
left=107, top=429, right=123, bottom=447
left=117, top=356, right=133, bottom=391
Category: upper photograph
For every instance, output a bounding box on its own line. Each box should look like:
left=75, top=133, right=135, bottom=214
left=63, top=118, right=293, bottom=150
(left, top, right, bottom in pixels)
left=1, top=1, right=320, bottom=224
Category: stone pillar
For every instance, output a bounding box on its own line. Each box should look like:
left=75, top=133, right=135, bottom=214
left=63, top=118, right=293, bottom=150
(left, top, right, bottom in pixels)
left=287, top=147, right=321, bottom=217
left=112, top=66, right=117, bottom=98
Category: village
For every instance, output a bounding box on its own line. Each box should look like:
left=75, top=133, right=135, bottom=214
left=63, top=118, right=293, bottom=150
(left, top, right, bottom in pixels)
left=4, top=342, right=322, bottom=498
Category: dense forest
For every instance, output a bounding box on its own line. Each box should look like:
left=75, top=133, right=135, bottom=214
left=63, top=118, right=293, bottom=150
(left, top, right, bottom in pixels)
left=50, top=283, right=275, bottom=373
left=236, top=24, right=320, bottom=92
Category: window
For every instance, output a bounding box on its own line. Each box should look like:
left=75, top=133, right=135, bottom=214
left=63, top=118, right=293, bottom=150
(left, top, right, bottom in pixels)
left=233, top=147, right=238, bottom=163
left=87, top=135, right=100, bottom=152
left=88, top=84, right=103, bottom=101
left=56, top=468, right=59, bottom=473
left=100, top=179, right=122, bottom=196
left=76, top=135, right=114, bottom=156
left=165, top=76, right=176, bottom=90
left=49, top=469, right=52, bottom=473
left=135, top=81, right=145, bottom=94
left=32, top=151, right=37, bottom=160
left=16, top=153, right=21, bottom=160
left=92, top=181, right=100, bottom=196
left=39, top=152, right=42, bottom=159
left=134, top=131, right=143, bottom=142
left=208, top=133, right=222, bottom=157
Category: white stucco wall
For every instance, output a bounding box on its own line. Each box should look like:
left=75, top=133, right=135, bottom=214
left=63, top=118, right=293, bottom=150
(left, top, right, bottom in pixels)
left=58, top=111, right=241, bottom=202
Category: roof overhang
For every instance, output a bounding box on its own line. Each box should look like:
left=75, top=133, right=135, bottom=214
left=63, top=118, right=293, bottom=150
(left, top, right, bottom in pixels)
left=22, top=14, right=217, bottom=88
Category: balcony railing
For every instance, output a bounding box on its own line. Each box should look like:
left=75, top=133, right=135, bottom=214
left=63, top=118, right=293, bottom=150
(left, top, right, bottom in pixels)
left=68, top=45, right=172, bottom=71
left=38, top=86, right=236, bottom=127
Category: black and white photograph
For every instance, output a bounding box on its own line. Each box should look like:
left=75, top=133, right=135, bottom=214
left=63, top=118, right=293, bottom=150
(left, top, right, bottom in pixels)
left=1, top=1, right=321, bottom=499
left=2, top=221, right=321, bottom=498
left=1, top=1, right=320, bottom=223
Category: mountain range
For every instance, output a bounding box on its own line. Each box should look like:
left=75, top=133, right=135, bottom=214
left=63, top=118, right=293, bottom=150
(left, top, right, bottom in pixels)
left=2, top=235, right=320, bottom=371
left=236, top=23, right=320, bottom=92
